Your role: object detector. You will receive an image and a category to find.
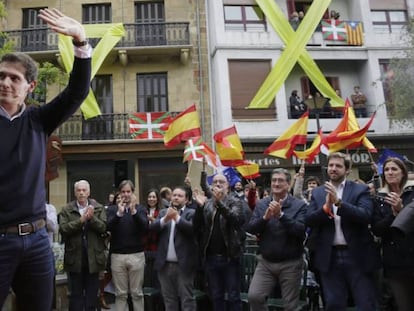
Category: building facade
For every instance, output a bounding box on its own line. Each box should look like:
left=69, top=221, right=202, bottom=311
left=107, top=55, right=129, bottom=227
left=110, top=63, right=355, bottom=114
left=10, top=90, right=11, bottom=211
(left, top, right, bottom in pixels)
left=207, top=0, right=414, bottom=185
left=1, top=0, right=210, bottom=208
left=2, top=0, right=414, bottom=209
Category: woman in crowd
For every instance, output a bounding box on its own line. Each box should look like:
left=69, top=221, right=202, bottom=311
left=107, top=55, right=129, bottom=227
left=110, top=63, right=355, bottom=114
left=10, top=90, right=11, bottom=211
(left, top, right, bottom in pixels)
left=372, top=157, right=414, bottom=311
left=144, top=189, right=164, bottom=298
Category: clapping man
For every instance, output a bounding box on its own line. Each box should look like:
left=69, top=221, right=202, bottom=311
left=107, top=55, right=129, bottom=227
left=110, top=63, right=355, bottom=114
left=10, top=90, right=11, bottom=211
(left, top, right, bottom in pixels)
left=59, top=180, right=107, bottom=311
left=107, top=180, right=148, bottom=311
left=246, top=168, right=307, bottom=311
left=151, top=186, right=197, bottom=311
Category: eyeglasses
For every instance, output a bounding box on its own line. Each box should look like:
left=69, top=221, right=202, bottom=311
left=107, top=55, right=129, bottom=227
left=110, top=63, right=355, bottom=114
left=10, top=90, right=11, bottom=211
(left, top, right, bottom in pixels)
left=271, top=178, right=287, bottom=183
left=212, top=179, right=226, bottom=184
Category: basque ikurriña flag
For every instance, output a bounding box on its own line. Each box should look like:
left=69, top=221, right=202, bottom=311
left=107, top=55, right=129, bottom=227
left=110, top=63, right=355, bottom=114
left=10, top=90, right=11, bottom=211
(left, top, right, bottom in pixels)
left=129, top=112, right=172, bottom=139
left=321, top=19, right=347, bottom=41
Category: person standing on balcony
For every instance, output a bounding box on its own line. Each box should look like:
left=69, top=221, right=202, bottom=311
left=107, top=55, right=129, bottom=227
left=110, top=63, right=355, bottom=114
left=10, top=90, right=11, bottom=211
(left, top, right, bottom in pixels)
left=0, top=8, right=91, bottom=310
left=351, top=86, right=368, bottom=117
left=59, top=180, right=107, bottom=311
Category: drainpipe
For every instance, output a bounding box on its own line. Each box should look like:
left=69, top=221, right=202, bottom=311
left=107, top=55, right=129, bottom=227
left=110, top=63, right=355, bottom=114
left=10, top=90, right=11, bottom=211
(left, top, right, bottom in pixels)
left=196, top=0, right=206, bottom=139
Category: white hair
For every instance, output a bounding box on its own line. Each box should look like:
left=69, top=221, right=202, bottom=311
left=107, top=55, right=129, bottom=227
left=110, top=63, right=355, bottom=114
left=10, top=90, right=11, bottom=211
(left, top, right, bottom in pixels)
left=74, top=180, right=90, bottom=192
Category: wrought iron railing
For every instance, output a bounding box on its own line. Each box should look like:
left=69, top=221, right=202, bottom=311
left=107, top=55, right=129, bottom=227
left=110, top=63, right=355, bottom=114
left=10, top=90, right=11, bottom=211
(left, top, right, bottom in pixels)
left=55, top=113, right=131, bottom=141
left=54, top=112, right=180, bottom=142
left=3, top=22, right=190, bottom=52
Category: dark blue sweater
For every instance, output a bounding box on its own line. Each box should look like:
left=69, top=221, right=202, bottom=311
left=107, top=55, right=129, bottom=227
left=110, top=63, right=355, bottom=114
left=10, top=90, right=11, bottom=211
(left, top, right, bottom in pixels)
left=0, top=57, right=91, bottom=226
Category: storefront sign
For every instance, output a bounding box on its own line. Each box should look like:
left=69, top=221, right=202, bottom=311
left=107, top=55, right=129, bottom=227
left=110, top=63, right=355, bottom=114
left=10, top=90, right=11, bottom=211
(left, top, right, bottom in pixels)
left=247, top=151, right=371, bottom=169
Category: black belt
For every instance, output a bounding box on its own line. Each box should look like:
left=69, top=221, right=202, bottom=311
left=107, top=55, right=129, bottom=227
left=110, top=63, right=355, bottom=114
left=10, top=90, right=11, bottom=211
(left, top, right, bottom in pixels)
left=0, top=219, right=46, bottom=236
left=332, top=245, right=348, bottom=250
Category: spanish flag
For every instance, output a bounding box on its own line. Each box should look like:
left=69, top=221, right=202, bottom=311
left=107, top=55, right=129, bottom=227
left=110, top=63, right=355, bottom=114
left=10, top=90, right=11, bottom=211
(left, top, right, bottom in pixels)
left=294, top=129, right=323, bottom=163
left=236, top=162, right=260, bottom=179
left=322, top=99, right=376, bottom=153
left=213, top=125, right=245, bottom=166
left=264, top=111, right=308, bottom=159
left=161, top=104, right=201, bottom=148
left=323, top=111, right=376, bottom=153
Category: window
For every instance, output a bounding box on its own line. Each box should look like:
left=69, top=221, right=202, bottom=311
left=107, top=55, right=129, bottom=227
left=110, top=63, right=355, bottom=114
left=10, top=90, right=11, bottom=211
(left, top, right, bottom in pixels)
left=371, top=10, right=407, bottom=33
left=228, top=60, right=276, bottom=120
left=21, top=8, right=47, bottom=51
left=82, top=75, right=113, bottom=140
left=224, top=5, right=267, bottom=32
left=137, top=73, right=168, bottom=112
left=135, top=1, right=166, bottom=45
left=82, top=4, right=111, bottom=24
left=82, top=4, right=111, bottom=47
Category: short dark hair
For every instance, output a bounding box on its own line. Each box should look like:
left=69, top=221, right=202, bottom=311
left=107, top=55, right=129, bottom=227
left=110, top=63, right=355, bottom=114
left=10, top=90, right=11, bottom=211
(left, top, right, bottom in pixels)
left=271, top=168, right=292, bottom=183
left=305, top=176, right=321, bottom=186
left=172, top=185, right=190, bottom=200
left=1, top=52, right=38, bottom=83
left=327, top=152, right=351, bottom=170
left=118, top=179, right=135, bottom=192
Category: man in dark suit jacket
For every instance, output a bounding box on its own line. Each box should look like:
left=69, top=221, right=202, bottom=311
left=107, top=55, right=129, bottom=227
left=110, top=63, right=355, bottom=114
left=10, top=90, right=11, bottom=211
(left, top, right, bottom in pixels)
left=306, top=152, right=379, bottom=311
left=151, top=186, right=197, bottom=311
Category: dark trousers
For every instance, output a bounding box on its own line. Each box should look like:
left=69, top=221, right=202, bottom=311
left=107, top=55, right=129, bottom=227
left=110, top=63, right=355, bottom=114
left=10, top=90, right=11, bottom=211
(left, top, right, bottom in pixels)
left=320, top=248, right=377, bottom=311
left=0, top=227, right=54, bottom=311
left=68, top=270, right=99, bottom=311
left=205, top=255, right=242, bottom=311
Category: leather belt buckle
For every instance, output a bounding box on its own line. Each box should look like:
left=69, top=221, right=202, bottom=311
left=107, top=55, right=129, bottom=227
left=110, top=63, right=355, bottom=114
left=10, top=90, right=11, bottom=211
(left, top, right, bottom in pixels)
left=18, top=223, right=32, bottom=236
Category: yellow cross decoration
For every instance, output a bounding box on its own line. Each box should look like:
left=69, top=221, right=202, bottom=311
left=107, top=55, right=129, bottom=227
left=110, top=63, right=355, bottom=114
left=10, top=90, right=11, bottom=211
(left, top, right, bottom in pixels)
left=58, top=23, right=125, bottom=119
left=247, top=0, right=344, bottom=109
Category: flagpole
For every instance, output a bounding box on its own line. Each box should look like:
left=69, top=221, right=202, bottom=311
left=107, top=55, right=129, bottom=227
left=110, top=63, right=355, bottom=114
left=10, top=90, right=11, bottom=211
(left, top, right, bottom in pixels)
left=315, top=109, right=328, bottom=182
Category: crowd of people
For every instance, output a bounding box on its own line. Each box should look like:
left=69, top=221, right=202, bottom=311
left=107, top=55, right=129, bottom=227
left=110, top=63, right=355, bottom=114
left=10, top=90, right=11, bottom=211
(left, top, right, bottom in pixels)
left=1, top=7, right=412, bottom=311
left=53, top=151, right=413, bottom=311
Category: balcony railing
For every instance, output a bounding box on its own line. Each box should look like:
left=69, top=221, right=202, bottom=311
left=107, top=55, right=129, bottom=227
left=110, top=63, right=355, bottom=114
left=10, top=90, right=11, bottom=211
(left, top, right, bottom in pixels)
left=3, top=22, right=190, bottom=52
left=55, top=113, right=131, bottom=141
left=55, top=112, right=182, bottom=142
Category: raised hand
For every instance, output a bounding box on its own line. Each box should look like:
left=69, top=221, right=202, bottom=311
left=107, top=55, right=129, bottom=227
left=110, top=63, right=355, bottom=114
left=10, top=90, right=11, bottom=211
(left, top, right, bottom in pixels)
left=38, top=8, right=86, bottom=42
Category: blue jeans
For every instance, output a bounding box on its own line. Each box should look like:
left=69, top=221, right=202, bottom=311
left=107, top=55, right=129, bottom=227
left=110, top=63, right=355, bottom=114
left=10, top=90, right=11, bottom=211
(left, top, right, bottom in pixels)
left=0, top=227, right=54, bottom=311
left=206, top=255, right=242, bottom=311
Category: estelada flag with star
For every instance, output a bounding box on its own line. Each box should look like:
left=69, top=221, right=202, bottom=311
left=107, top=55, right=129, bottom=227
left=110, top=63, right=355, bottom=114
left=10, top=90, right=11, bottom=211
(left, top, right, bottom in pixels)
left=129, top=112, right=172, bottom=139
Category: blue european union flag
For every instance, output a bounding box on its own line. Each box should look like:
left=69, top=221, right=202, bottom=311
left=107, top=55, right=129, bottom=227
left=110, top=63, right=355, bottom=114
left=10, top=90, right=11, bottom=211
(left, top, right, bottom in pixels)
left=377, top=149, right=405, bottom=174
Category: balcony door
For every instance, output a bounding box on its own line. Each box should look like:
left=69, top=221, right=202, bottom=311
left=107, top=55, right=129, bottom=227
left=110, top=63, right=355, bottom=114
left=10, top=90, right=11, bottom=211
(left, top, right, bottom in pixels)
left=22, top=8, right=47, bottom=51
left=82, top=75, right=114, bottom=140
left=135, top=1, right=166, bottom=46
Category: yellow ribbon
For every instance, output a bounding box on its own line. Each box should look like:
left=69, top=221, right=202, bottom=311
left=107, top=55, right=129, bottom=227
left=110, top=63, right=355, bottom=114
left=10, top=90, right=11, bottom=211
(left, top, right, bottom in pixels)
left=58, top=23, right=125, bottom=119
left=248, top=0, right=344, bottom=109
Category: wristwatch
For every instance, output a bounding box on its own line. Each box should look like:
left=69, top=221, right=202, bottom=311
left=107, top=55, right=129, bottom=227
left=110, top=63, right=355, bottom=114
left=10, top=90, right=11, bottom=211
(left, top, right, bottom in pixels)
left=334, top=199, right=342, bottom=208
left=72, top=39, right=88, bottom=47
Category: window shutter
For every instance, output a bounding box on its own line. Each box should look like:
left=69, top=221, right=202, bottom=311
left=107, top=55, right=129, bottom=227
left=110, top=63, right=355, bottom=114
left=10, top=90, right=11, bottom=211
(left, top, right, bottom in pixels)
left=369, top=0, right=406, bottom=10
left=228, top=60, right=276, bottom=120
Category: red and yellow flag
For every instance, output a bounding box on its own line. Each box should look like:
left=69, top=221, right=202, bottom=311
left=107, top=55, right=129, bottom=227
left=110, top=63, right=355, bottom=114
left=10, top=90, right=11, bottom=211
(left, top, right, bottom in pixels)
left=161, top=104, right=201, bottom=148
left=264, top=111, right=309, bottom=159
left=294, top=129, right=323, bottom=163
left=322, top=99, right=376, bottom=153
left=323, top=112, right=376, bottom=153
left=213, top=125, right=245, bottom=166
left=236, top=162, right=260, bottom=179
